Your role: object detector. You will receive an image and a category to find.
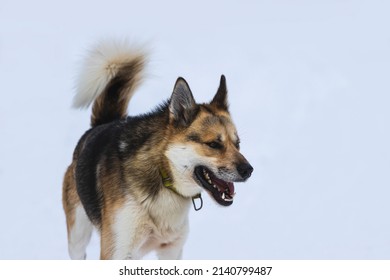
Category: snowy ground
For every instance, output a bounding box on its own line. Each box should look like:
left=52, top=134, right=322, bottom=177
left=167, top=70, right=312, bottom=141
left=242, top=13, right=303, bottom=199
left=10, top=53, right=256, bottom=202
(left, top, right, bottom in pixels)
left=0, top=0, right=389, bottom=259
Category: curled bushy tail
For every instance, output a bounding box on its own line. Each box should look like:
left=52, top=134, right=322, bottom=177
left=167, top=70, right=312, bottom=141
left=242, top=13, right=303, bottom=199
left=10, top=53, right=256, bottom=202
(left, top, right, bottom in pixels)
left=73, top=40, right=146, bottom=127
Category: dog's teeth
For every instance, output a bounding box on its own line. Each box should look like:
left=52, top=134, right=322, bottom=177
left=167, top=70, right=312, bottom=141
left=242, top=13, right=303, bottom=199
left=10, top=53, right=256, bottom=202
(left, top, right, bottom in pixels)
left=208, top=179, right=212, bottom=184
left=222, top=193, right=225, bottom=200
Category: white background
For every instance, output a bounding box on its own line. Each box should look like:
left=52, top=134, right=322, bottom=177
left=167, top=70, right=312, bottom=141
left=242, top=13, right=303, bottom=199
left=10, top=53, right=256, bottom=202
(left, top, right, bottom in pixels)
left=0, top=0, right=389, bottom=259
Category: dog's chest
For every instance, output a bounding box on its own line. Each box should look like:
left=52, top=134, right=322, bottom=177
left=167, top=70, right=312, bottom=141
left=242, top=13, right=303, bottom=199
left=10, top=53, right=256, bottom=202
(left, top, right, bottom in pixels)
left=137, top=202, right=190, bottom=256
left=150, top=222, right=186, bottom=245
left=147, top=192, right=191, bottom=240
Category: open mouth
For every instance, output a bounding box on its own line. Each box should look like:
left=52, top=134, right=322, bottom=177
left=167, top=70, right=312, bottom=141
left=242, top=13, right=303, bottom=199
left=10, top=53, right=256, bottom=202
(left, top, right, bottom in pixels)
left=194, top=166, right=235, bottom=206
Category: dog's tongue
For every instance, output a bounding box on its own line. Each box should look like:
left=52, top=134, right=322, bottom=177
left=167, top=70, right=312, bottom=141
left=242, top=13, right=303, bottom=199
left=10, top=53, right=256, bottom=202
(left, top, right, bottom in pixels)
left=227, top=182, right=235, bottom=195
left=212, top=177, right=235, bottom=194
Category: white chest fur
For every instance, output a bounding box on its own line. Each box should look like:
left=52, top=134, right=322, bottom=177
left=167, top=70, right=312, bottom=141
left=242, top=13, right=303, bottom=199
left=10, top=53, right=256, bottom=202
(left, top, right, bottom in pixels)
left=112, top=189, right=191, bottom=259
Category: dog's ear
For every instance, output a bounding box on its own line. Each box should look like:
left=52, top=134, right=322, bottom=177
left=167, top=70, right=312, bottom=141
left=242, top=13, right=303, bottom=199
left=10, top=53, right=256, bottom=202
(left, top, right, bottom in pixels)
left=210, top=75, right=229, bottom=110
left=169, top=77, right=198, bottom=127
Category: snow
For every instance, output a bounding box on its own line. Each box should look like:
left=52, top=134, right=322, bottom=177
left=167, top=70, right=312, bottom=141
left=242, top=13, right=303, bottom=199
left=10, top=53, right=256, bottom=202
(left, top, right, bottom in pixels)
left=0, top=0, right=389, bottom=259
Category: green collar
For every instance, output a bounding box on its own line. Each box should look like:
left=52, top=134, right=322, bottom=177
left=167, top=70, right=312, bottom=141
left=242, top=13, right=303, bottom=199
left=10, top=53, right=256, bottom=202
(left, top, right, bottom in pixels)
left=159, top=167, right=203, bottom=211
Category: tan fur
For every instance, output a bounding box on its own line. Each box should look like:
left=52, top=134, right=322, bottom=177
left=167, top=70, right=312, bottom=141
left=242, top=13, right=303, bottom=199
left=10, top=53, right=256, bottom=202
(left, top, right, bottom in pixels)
left=62, top=164, right=77, bottom=237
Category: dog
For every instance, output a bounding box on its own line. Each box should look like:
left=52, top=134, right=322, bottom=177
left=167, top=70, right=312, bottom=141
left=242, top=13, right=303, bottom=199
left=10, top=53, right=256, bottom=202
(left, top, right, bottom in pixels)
left=62, top=40, right=253, bottom=260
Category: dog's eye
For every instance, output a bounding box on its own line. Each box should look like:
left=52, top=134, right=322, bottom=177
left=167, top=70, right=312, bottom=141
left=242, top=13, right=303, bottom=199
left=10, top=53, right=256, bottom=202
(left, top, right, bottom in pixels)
left=235, top=141, right=240, bottom=149
left=206, top=141, right=223, bottom=150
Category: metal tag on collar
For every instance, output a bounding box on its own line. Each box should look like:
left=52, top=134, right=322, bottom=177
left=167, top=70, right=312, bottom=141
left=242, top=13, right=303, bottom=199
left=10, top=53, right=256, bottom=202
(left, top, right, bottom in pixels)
left=192, top=194, right=203, bottom=211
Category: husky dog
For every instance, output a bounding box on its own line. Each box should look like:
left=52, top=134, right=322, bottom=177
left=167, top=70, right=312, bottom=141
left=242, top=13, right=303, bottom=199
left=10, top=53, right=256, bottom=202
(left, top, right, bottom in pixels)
left=62, top=40, right=253, bottom=260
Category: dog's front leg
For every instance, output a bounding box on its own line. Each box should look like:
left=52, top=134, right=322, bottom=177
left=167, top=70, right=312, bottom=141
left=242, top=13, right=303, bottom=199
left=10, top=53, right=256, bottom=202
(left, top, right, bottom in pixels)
left=156, top=222, right=188, bottom=260
left=157, top=241, right=184, bottom=260
left=100, top=204, right=150, bottom=260
left=101, top=223, right=150, bottom=260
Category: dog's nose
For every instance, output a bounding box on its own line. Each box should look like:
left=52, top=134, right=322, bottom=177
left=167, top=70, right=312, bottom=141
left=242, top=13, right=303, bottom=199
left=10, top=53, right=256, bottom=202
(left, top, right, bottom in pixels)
left=237, top=163, right=254, bottom=180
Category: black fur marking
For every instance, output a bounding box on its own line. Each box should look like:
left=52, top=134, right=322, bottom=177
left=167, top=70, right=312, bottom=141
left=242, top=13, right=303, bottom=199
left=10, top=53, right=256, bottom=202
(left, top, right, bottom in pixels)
left=187, top=133, right=201, bottom=143
left=201, top=104, right=215, bottom=115
left=93, top=85, right=122, bottom=126
left=211, top=75, right=229, bottom=110
left=75, top=123, right=121, bottom=225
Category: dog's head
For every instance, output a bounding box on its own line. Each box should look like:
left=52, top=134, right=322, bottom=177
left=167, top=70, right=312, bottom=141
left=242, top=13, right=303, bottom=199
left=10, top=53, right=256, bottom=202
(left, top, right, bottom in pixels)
left=165, top=75, right=253, bottom=206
